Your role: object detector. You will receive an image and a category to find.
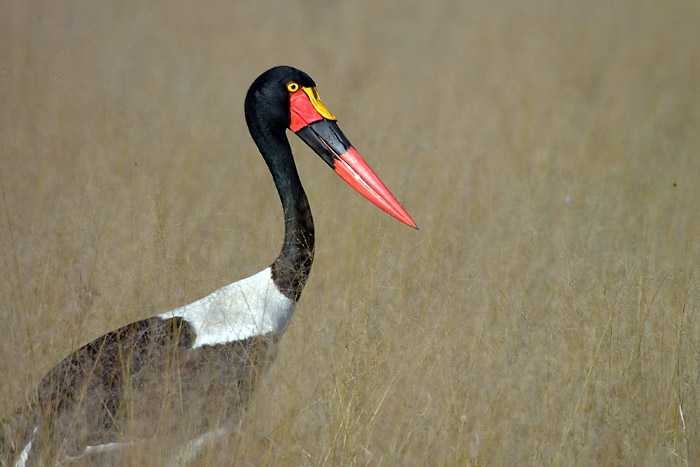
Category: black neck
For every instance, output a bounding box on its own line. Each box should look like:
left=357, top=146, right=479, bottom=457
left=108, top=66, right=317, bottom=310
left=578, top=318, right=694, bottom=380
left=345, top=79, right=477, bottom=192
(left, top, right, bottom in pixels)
left=248, top=122, right=315, bottom=301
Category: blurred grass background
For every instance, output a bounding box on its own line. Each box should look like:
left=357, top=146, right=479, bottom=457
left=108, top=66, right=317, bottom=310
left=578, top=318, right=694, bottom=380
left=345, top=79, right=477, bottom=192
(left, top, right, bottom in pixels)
left=2, top=0, right=700, bottom=464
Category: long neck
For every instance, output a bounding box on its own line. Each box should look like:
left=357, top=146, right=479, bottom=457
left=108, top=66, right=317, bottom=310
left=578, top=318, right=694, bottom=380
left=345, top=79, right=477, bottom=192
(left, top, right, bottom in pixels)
left=251, top=123, right=315, bottom=301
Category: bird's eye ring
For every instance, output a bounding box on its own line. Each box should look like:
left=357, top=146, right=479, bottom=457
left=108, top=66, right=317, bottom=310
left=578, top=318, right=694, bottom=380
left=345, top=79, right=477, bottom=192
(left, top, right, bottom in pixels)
left=286, top=82, right=299, bottom=92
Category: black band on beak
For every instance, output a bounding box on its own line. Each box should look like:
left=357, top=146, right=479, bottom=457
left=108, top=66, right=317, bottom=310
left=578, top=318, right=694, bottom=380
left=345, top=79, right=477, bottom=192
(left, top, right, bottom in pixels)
left=295, top=120, right=352, bottom=168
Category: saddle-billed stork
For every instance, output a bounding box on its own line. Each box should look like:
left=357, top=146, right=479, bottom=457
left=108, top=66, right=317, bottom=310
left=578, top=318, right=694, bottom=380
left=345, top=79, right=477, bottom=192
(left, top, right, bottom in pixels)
left=0, top=66, right=416, bottom=466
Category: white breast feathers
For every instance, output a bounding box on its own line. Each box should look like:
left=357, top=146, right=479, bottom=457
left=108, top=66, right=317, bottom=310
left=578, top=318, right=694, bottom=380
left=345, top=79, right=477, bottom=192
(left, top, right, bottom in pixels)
left=159, top=267, right=295, bottom=348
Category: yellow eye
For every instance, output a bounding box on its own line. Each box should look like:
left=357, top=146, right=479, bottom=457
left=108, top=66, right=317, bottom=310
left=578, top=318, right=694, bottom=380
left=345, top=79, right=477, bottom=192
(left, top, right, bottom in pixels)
left=286, top=82, right=299, bottom=92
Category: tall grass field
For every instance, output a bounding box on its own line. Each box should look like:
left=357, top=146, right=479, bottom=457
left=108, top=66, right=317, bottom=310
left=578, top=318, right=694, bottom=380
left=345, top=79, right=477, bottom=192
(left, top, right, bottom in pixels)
left=2, top=0, right=699, bottom=464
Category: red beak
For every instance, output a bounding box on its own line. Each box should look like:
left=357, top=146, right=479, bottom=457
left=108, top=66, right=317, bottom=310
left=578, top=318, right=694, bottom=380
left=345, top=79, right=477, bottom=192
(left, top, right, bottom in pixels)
left=289, top=87, right=417, bottom=229
left=332, top=147, right=417, bottom=228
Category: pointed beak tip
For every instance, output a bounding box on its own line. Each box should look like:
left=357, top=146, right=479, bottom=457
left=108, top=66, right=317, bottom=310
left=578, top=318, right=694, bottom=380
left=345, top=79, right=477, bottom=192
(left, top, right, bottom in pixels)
left=401, top=215, right=419, bottom=230
left=392, top=210, right=418, bottom=229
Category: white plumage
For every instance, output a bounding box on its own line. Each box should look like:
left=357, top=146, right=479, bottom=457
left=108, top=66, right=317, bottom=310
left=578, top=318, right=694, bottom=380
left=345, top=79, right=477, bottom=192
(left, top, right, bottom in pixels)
left=159, top=267, right=295, bottom=348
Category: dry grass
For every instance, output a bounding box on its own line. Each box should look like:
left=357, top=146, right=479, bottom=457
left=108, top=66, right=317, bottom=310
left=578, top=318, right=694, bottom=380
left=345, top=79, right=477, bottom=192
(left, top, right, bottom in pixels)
left=2, top=0, right=700, bottom=464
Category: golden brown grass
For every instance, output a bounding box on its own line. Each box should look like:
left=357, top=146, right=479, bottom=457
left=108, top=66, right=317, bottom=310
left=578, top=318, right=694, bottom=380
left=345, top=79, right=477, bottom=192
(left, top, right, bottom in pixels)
left=2, top=0, right=700, bottom=464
